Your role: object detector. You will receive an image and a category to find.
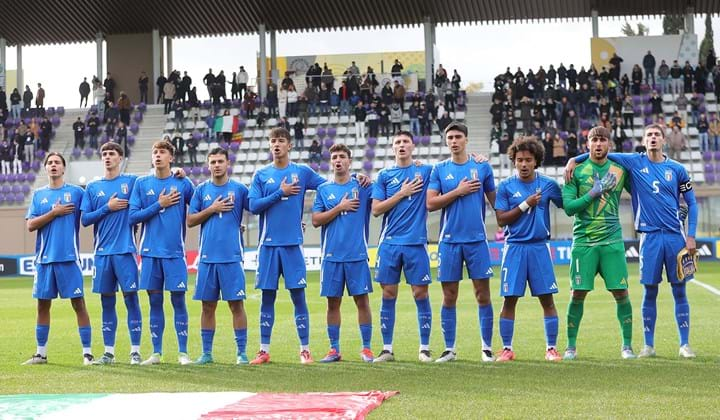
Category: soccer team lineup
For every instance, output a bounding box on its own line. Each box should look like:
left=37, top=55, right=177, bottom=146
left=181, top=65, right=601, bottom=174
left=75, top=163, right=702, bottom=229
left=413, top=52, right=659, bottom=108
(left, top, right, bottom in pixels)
left=24, top=121, right=700, bottom=367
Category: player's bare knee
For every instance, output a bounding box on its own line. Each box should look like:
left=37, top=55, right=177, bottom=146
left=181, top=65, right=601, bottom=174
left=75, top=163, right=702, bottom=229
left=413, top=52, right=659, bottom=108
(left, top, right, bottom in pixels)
left=327, top=297, right=342, bottom=311
left=37, top=299, right=52, bottom=314
left=411, top=285, right=429, bottom=300
left=571, top=290, right=588, bottom=300
left=228, top=300, right=244, bottom=314
left=538, top=295, right=556, bottom=311
left=201, top=301, right=217, bottom=315
left=381, top=285, right=398, bottom=300
left=353, top=294, right=370, bottom=311
left=610, top=289, right=629, bottom=300
left=70, top=297, right=86, bottom=312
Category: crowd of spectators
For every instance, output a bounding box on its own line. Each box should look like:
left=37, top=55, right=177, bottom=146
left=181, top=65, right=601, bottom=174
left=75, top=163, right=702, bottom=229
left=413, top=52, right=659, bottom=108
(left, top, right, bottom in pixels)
left=490, top=49, right=720, bottom=171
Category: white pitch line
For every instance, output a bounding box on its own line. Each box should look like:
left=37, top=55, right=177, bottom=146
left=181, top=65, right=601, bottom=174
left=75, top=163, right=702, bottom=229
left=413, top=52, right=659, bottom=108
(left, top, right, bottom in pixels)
left=690, top=279, right=720, bottom=296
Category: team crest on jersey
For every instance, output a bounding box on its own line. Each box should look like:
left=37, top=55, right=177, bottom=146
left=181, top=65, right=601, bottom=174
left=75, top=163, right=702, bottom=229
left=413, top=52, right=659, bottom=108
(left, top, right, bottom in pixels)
left=64, top=192, right=71, bottom=202
left=121, top=183, right=129, bottom=194
left=665, top=170, right=673, bottom=182
left=227, top=192, right=235, bottom=203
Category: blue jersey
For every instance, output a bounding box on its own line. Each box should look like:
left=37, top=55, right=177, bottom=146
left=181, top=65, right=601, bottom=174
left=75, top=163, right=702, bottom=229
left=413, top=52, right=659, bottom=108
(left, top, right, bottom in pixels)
left=495, top=173, right=563, bottom=243
left=129, top=174, right=194, bottom=258
left=428, top=158, right=495, bottom=244
left=372, top=163, right=432, bottom=246
left=26, top=183, right=84, bottom=264
left=604, top=153, right=697, bottom=236
left=80, top=174, right=137, bottom=255
left=312, top=178, right=372, bottom=262
left=249, top=162, right=325, bottom=246
left=189, top=179, right=250, bottom=263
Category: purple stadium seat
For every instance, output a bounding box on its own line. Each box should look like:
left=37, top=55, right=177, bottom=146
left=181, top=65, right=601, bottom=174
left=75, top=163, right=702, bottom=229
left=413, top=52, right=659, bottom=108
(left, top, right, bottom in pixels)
left=56, top=107, right=65, bottom=117
left=309, top=162, right=319, bottom=172
left=632, top=106, right=641, bottom=115
left=229, top=142, right=239, bottom=152
left=16, top=173, right=25, bottom=182
left=643, top=105, right=652, bottom=115
left=192, top=178, right=201, bottom=186
left=319, top=162, right=329, bottom=172
left=26, top=173, right=36, bottom=183
left=421, top=136, right=431, bottom=146
left=706, top=172, right=715, bottom=184
left=23, top=117, right=31, bottom=125
left=226, top=166, right=233, bottom=175
left=703, top=151, right=712, bottom=162
left=1, top=185, right=11, bottom=194
left=133, top=113, right=144, bottom=123
left=128, top=135, right=136, bottom=146
left=715, top=162, right=720, bottom=173
left=46, top=107, right=55, bottom=117
left=192, top=131, right=202, bottom=141
left=191, top=167, right=202, bottom=176
left=238, top=119, right=246, bottom=130
left=317, top=127, right=326, bottom=138
left=0, top=174, right=6, bottom=183
left=138, top=102, right=147, bottom=112
left=219, top=142, right=229, bottom=150
left=24, top=162, right=32, bottom=172
left=51, top=116, right=61, bottom=127
left=327, top=127, right=337, bottom=137
left=22, top=184, right=30, bottom=194
left=623, top=140, right=633, bottom=152
left=11, top=184, right=21, bottom=193
left=35, top=150, right=46, bottom=160
left=129, top=123, right=139, bottom=134
left=6, top=174, right=15, bottom=183
left=324, top=138, right=334, bottom=148
left=367, top=137, right=377, bottom=147
left=232, top=99, right=241, bottom=107
left=644, top=116, right=653, bottom=126
left=365, top=148, right=375, bottom=159
left=202, top=166, right=211, bottom=176
left=632, top=95, right=642, bottom=105
left=229, top=153, right=237, bottom=163
left=84, top=148, right=95, bottom=158
left=321, top=150, right=331, bottom=161
left=363, top=160, right=373, bottom=171
left=0, top=193, right=5, bottom=205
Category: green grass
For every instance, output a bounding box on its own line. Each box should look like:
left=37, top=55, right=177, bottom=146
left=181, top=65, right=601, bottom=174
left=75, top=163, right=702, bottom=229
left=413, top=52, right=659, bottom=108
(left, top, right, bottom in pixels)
left=1, top=263, right=719, bottom=418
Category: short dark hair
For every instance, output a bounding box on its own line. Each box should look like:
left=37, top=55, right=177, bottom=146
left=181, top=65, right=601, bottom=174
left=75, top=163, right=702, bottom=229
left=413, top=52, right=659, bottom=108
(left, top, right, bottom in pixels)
left=393, top=130, right=414, bottom=142
left=207, top=147, right=229, bottom=160
left=443, top=121, right=468, bottom=137
left=100, top=142, right=124, bottom=157
left=44, top=152, right=66, bottom=167
left=269, top=127, right=291, bottom=141
left=329, top=143, right=352, bottom=158
left=152, top=139, right=175, bottom=155
left=507, top=136, right=545, bottom=168
left=588, top=126, right=611, bottom=140
left=644, top=123, right=666, bottom=138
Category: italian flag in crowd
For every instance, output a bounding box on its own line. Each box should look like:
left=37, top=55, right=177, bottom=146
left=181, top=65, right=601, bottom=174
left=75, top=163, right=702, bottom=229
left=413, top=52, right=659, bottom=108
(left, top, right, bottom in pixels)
left=0, top=391, right=397, bottom=419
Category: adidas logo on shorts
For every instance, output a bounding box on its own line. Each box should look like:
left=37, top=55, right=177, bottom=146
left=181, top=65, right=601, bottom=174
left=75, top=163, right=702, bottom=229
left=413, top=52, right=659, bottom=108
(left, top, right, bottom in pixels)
left=236, top=290, right=245, bottom=297
left=298, top=278, right=307, bottom=285
left=177, top=282, right=186, bottom=288
left=74, top=288, right=82, bottom=294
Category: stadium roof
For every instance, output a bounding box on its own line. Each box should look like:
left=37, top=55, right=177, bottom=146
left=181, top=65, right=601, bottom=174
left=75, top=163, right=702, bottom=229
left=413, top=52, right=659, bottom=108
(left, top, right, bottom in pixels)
left=1, top=0, right=719, bottom=46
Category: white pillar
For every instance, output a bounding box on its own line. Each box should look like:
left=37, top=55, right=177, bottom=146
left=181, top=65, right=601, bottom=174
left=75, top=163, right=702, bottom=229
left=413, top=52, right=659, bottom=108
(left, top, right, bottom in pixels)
left=16, top=44, right=22, bottom=93
left=0, top=38, right=6, bottom=92
left=591, top=9, right=599, bottom=38
left=95, top=32, right=103, bottom=81
left=685, top=8, right=695, bottom=33
left=270, top=30, right=278, bottom=85
left=423, top=17, right=435, bottom=92
left=152, top=29, right=162, bottom=102
left=166, top=36, right=173, bottom=76
left=259, top=24, right=267, bottom=100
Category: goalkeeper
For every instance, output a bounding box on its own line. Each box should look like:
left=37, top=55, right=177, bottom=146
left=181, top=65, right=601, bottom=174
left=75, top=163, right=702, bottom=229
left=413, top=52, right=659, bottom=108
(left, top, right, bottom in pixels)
left=561, top=126, right=636, bottom=360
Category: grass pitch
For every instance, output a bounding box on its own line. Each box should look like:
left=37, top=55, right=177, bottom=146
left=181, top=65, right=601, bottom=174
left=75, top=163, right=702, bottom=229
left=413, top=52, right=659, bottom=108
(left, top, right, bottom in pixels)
left=1, top=262, right=719, bottom=418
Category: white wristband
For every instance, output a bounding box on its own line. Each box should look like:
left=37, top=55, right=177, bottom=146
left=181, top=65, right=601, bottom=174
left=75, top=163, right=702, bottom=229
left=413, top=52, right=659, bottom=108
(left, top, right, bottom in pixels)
left=519, top=200, right=530, bottom=212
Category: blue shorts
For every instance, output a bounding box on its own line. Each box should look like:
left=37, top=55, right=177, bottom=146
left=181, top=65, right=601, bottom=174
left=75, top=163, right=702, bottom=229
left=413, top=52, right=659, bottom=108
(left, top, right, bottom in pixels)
left=639, top=231, right=691, bottom=285
left=93, top=254, right=139, bottom=294
left=139, top=257, right=188, bottom=292
left=321, top=260, right=372, bottom=297
left=194, top=262, right=246, bottom=301
left=33, top=261, right=84, bottom=299
left=499, top=243, right=558, bottom=297
left=255, top=245, right=307, bottom=290
left=374, top=243, right=432, bottom=286
left=437, top=241, right=493, bottom=282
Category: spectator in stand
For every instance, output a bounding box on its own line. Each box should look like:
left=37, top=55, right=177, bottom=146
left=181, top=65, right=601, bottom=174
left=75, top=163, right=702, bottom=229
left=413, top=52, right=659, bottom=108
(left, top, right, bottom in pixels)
left=281, top=71, right=295, bottom=91
left=505, top=112, right=517, bottom=141
left=178, top=71, right=191, bottom=103
left=694, top=64, right=708, bottom=94
left=138, top=71, right=149, bottom=104
left=186, top=132, right=198, bottom=166
left=173, top=99, right=185, bottom=131
left=156, top=72, right=167, bottom=104
left=354, top=100, right=366, bottom=141
left=657, top=60, right=670, bottom=94
left=436, top=110, right=452, bottom=134
left=105, top=102, right=118, bottom=132
left=287, top=85, right=298, bottom=118
left=230, top=71, right=239, bottom=100
left=303, top=84, right=317, bottom=117
left=297, top=95, right=309, bottom=127
left=381, top=82, right=393, bottom=107
left=670, top=60, right=683, bottom=95
left=667, top=125, right=686, bottom=161
left=649, top=90, right=663, bottom=119
left=15, top=122, right=27, bottom=161
left=451, top=69, right=461, bottom=92
left=668, top=111, right=686, bottom=131
left=683, top=61, right=695, bottom=93
left=321, top=65, right=334, bottom=91
left=519, top=96, right=533, bottom=132
left=393, top=81, right=406, bottom=113
left=631, top=65, right=643, bottom=95
left=609, top=53, right=624, bottom=79
left=187, top=87, right=200, bottom=121
left=690, top=93, right=701, bottom=127
left=408, top=101, right=419, bottom=136
left=566, top=132, right=579, bottom=159
left=378, top=103, right=390, bottom=137
left=72, top=117, right=85, bottom=149
left=237, top=66, right=248, bottom=99
left=104, top=73, right=116, bottom=102
left=171, top=130, right=185, bottom=165
left=329, top=88, right=339, bottom=115
left=611, top=116, right=627, bottom=152
left=490, top=121, right=502, bottom=148
left=710, top=113, right=720, bottom=151
left=622, top=95, right=635, bottom=129
left=697, top=113, right=710, bottom=152
left=87, top=112, right=100, bottom=149
left=163, top=80, right=176, bottom=114
left=564, top=109, right=578, bottom=134
left=338, top=81, right=350, bottom=116
left=255, top=107, right=267, bottom=128
left=366, top=103, right=379, bottom=138
left=418, top=103, right=430, bottom=136
left=434, top=64, right=448, bottom=94
left=444, top=82, right=456, bottom=113
left=676, top=93, right=688, bottom=123
left=115, top=121, right=128, bottom=157
left=643, top=51, right=656, bottom=86
left=0, top=138, right=11, bottom=174
left=216, top=70, right=227, bottom=101
left=79, top=78, right=91, bottom=107
left=117, top=92, right=132, bottom=126
left=266, top=84, right=278, bottom=118
left=391, top=59, right=403, bottom=83
left=552, top=133, right=567, bottom=166
left=567, top=64, right=578, bottom=89
left=308, top=139, right=321, bottom=164
left=707, top=48, right=717, bottom=73
left=242, top=88, right=257, bottom=118
left=22, top=85, right=33, bottom=114
left=39, top=116, right=52, bottom=152
left=490, top=98, right=504, bottom=125
left=203, top=68, right=215, bottom=98
left=10, top=88, right=21, bottom=119
left=293, top=119, right=305, bottom=151
left=318, top=83, right=330, bottom=116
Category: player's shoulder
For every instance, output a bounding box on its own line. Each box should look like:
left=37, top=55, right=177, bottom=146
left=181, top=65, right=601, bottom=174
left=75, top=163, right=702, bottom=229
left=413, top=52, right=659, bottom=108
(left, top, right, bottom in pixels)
left=497, top=174, right=517, bottom=189
left=228, top=178, right=249, bottom=193
left=316, top=180, right=334, bottom=193
left=134, top=174, right=153, bottom=187
left=538, top=173, right=561, bottom=187
left=65, top=183, right=84, bottom=194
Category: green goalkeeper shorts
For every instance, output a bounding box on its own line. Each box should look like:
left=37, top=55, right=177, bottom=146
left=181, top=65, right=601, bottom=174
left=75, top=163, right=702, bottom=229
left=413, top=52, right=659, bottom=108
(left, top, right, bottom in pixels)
left=569, top=242, right=629, bottom=291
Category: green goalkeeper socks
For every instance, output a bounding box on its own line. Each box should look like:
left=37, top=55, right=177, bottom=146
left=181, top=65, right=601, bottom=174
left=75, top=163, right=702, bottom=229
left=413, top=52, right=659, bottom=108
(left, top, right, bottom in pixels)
left=566, top=298, right=584, bottom=349
left=616, top=296, right=633, bottom=347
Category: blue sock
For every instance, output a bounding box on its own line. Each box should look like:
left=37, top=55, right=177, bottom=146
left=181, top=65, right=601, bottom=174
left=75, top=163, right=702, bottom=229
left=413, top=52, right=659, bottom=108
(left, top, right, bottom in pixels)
left=479, top=304, right=494, bottom=349
left=380, top=297, right=397, bottom=346
left=359, top=323, right=372, bottom=349
left=327, top=324, right=340, bottom=352
left=36, top=324, right=49, bottom=347
left=79, top=326, right=92, bottom=349
left=124, top=293, right=142, bottom=347
left=544, top=316, right=559, bottom=348
left=499, top=317, right=514, bottom=348
left=290, top=289, right=309, bottom=346
left=200, top=329, right=215, bottom=355
left=440, top=306, right=457, bottom=349
left=101, top=295, right=117, bottom=349
left=260, top=290, right=277, bottom=345
left=414, top=297, right=432, bottom=347
left=672, top=283, right=690, bottom=346
left=171, top=292, right=188, bottom=353
left=642, top=285, right=658, bottom=347
left=234, top=328, right=247, bottom=355
left=148, top=293, right=165, bottom=354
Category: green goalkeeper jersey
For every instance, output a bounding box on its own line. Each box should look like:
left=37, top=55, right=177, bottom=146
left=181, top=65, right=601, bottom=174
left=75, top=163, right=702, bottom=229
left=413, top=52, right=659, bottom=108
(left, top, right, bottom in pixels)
left=562, top=158, right=628, bottom=246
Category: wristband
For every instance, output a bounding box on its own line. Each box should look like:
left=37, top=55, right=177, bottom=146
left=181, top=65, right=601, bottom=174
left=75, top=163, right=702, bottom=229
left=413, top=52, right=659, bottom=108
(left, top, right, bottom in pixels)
left=519, top=200, right=530, bottom=212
